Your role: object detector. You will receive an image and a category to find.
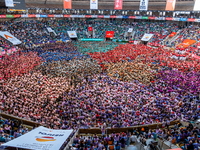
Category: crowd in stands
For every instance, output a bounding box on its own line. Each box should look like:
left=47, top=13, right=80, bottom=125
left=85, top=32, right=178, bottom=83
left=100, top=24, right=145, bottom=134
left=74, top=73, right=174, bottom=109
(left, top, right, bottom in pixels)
left=0, top=19, right=200, bottom=150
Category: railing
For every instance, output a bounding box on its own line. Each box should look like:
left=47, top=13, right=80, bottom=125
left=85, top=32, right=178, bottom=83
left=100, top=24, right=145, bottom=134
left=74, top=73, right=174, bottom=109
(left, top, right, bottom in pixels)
left=79, top=120, right=179, bottom=134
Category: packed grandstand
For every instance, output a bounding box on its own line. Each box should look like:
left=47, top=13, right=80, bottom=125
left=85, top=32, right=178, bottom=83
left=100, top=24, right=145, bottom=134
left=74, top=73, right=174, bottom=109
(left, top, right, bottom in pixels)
left=0, top=0, right=200, bottom=150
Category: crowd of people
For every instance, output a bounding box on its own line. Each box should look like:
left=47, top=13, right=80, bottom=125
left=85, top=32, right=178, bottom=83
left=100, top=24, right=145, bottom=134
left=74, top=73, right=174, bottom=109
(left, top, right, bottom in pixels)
left=0, top=18, right=200, bottom=150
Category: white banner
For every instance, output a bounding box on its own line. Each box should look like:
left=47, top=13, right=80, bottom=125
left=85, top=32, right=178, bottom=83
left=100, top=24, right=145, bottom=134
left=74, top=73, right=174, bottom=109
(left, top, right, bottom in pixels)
left=90, top=0, right=98, bottom=9
left=141, top=33, right=154, bottom=41
left=128, top=28, right=133, bottom=33
left=139, top=0, right=149, bottom=11
left=47, top=27, right=57, bottom=36
left=0, top=31, right=21, bottom=45
left=47, top=27, right=54, bottom=32
left=5, top=0, right=14, bottom=7
left=194, top=0, right=200, bottom=11
left=67, top=31, right=77, bottom=38
left=2, top=126, right=73, bottom=150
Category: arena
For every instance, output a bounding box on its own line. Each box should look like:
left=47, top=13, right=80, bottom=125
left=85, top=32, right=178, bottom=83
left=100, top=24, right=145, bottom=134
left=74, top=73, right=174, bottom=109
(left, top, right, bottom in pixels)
left=0, top=0, right=200, bottom=150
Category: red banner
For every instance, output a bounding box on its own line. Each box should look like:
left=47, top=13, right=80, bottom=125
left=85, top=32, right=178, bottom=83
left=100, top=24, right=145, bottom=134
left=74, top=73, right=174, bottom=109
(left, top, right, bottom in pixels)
left=13, top=14, right=21, bottom=18
left=129, top=16, right=136, bottom=19
left=63, top=0, right=71, bottom=9
left=178, top=39, right=196, bottom=48
left=115, top=0, right=123, bottom=10
left=149, top=17, right=155, bottom=20
left=85, top=15, right=91, bottom=18
left=89, top=27, right=93, bottom=31
left=0, top=15, right=6, bottom=18
left=98, top=15, right=104, bottom=18
left=110, top=15, right=116, bottom=18
left=169, top=32, right=176, bottom=38
left=165, top=17, right=173, bottom=21
left=165, top=0, right=176, bottom=11
left=105, top=31, right=114, bottom=38
left=48, top=14, right=54, bottom=18
left=187, top=18, right=195, bottom=22
left=64, top=15, right=70, bottom=18
left=28, top=14, right=36, bottom=18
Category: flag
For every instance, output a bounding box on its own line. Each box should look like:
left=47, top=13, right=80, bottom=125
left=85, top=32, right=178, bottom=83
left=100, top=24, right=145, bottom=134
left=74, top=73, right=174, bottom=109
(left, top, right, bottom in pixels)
left=115, top=0, right=123, bottom=10
left=63, top=0, right=72, bottom=9
left=165, top=0, right=176, bottom=11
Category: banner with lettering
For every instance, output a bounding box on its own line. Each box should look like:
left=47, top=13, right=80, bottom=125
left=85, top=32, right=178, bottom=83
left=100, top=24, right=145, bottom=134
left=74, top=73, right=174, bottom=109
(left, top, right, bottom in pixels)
left=90, top=0, right=98, bottom=9
left=2, top=126, right=73, bottom=150
left=165, top=0, right=176, bottom=11
left=141, top=33, right=154, bottom=41
left=194, top=0, right=200, bottom=11
left=115, top=0, right=123, bottom=10
left=0, top=31, right=22, bottom=45
left=63, top=0, right=72, bottom=9
left=178, top=39, right=196, bottom=48
left=106, top=31, right=114, bottom=38
left=139, top=0, right=149, bottom=11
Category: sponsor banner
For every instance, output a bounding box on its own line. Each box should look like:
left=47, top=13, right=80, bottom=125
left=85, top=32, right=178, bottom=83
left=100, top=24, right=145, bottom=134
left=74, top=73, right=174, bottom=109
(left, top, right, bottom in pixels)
left=142, top=16, right=149, bottom=19
left=173, top=17, right=180, bottom=21
left=85, top=15, right=91, bottom=18
left=0, top=31, right=22, bottom=45
left=98, top=15, right=104, bottom=18
left=165, top=0, right=176, bottom=11
left=104, top=15, right=110, bottom=18
left=155, top=17, right=165, bottom=20
left=90, top=0, right=98, bottom=9
left=9, top=0, right=26, bottom=10
left=88, top=27, right=93, bottom=31
left=169, top=32, right=176, bottom=38
left=165, top=17, right=173, bottom=21
left=40, top=15, right=47, bottom=18
left=148, top=16, right=155, bottom=20
left=28, top=14, right=36, bottom=18
left=128, top=28, right=133, bottom=33
left=123, top=16, right=129, bottom=19
left=13, top=14, right=21, bottom=18
left=6, top=15, right=13, bottom=18
left=194, top=0, right=200, bottom=11
left=110, top=15, right=116, bottom=18
left=63, top=0, right=71, bottom=9
left=2, top=126, right=73, bottom=150
left=64, top=15, right=71, bottom=18
left=67, top=31, right=77, bottom=38
left=5, top=0, right=14, bottom=7
left=116, top=15, right=123, bottom=18
left=54, top=15, right=63, bottom=17
left=140, top=0, right=149, bottom=11
left=129, top=16, right=136, bottom=19
left=180, top=18, right=187, bottom=21
left=47, top=14, right=54, bottom=18
left=115, top=0, right=123, bottom=10
left=36, top=14, right=40, bottom=18
left=187, top=18, right=195, bottom=22
left=0, top=15, right=7, bottom=18
left=91, top=15, right=98, bottom=18
left=141, top=33, right=154, bottom=41
left=71, top=15, right=77, bottom=18
left=105, top=31, right=114, bottom=38
left=195, top=19, right=200, bottom=22
left=178, top=39, right=196, bottom=48
left=135, top=16, right=142, bottom=19
left=21, top=14, right=28, bottom=18
left=78, top=15, right=85, bottom=18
